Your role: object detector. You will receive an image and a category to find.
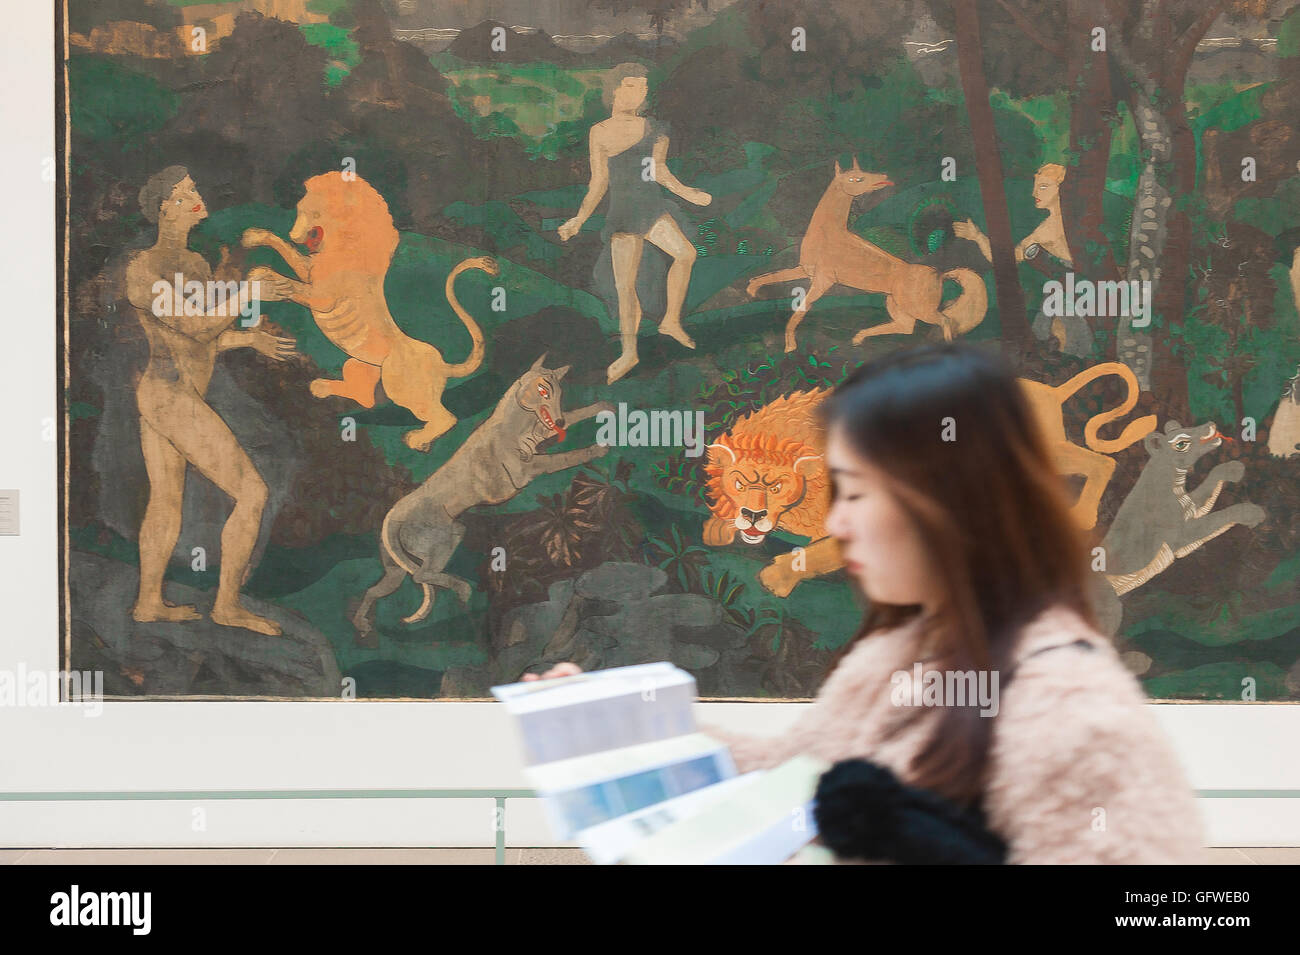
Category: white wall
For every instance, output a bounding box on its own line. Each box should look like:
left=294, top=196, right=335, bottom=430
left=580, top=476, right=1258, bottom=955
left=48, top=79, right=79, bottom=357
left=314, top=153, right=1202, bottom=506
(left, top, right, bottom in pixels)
left=2, top=2, right=1295, bottom=849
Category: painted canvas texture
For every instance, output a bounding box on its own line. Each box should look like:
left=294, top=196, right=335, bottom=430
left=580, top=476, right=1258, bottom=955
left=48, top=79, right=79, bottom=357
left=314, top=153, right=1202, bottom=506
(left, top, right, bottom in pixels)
left=59, top=0, right=1300, bottom=700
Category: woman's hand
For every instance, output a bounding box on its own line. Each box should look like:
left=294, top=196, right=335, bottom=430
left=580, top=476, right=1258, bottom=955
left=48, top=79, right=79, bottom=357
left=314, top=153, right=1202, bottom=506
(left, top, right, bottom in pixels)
left=558, top=217, right=583, bottom=242
left=682, top=187, right=712, bottom=206
left=521, top=662, right=583, bottom=682
left=953, top=219, right=992, bottom=260
left=952, top=218, right=985, bottom=243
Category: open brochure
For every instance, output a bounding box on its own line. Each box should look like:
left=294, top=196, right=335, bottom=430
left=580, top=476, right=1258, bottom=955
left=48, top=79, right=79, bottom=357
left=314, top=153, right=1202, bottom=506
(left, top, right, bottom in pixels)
left=620, top=754, right=829, bottom=865
left=492, top=661, right=696, bottom=765
left=492, top=663, right=829, bottom=864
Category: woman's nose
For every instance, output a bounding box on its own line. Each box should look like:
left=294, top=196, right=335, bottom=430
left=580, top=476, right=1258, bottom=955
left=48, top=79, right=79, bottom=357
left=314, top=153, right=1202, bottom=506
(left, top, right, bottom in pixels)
left=825, top=499, right=848, bottom=539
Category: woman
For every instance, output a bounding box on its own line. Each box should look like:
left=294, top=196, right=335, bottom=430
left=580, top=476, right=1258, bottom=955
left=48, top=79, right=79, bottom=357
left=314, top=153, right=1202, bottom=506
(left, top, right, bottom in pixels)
left=529, top=343, right=1205, bottom=864
left=558, top=62, right=712, bottom=384
left=955, top=163, right=1092, bottom=357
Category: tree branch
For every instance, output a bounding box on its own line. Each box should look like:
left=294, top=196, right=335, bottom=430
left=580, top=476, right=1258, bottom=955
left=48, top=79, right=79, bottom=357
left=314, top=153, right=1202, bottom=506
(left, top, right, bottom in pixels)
left=952, top=0, right=1029, bottom=354
left=1155, top=0, right=1173, bottom=30
left=1098, top=3, right=1144, bottom=90
left=1155, top=0, right=1175, bottom=50
left=1171, top=0, right=1230, bottom=80
left=992, top=0, right=1064, bottom=56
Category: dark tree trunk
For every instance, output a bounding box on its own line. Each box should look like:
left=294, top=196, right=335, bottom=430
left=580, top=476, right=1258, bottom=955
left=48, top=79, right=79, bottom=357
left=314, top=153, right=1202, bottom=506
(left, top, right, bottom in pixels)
left=1149, top=95, right=1199, bottom=423
left=1062, top=0, right=1120, bottom=282
left=953, top=0, right=1030, bottom=362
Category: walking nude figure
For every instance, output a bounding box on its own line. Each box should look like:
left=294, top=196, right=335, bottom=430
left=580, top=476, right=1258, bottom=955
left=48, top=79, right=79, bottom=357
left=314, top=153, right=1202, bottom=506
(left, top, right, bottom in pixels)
left=125, top=166, right=297, bottom=635
left=558, top=62, right=712, bottom=384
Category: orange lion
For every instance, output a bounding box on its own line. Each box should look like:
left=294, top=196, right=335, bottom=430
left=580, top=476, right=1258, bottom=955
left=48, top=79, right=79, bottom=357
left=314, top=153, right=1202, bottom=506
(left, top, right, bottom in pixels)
left=702, top=388, right=843, bottom=596
left=241, top=172, right=496, bottom=451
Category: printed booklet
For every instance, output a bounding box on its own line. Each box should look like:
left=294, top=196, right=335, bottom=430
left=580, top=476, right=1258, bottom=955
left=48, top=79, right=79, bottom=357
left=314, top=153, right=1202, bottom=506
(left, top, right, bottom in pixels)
left=492, top=663, right=829, bottom=864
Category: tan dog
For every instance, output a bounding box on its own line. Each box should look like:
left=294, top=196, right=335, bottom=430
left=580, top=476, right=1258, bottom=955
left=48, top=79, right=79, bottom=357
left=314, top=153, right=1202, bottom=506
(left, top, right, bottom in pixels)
left=243, top=172, right=496, bottom=451
left=745, top=158, right=987, bottom=352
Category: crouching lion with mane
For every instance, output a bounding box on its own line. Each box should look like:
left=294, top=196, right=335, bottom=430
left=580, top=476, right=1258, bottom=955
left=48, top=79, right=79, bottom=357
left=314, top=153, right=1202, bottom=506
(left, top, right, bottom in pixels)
left=702, top=388, right=842, bottom=596
left=241, top=171, right=496, bottom=451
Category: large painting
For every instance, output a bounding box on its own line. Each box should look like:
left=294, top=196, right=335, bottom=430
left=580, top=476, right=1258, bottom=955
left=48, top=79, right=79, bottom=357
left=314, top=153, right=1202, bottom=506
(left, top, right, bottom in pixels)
left=59, top=0, right=1300, bottom=700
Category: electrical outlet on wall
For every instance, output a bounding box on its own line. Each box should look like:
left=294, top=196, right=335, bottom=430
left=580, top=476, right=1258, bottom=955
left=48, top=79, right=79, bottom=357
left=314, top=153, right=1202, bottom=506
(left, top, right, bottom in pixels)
left=0, top=490, right=18, bottom=535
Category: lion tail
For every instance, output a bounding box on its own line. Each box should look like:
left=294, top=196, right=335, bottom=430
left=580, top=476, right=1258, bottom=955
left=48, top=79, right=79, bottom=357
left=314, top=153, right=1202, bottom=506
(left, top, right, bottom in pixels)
left=939, top=268, right=988, bottom=337
left=1080, top=362, right=1158, bottom=455
left=443, top=258, right=492, bottom=380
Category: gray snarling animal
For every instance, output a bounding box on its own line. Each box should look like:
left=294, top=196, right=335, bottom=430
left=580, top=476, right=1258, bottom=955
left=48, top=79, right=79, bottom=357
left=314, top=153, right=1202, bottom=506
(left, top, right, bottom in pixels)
left=353, top=355, right=611, bottom=643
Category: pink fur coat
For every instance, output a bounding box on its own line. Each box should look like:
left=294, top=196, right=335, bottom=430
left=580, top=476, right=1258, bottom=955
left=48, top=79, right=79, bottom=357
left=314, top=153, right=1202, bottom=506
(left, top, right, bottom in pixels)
left=701, top=603, right=1206, bottom=864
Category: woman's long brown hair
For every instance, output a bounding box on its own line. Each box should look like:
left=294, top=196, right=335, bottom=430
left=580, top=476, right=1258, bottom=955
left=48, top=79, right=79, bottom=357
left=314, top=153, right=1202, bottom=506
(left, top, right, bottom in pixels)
left=822, top=343, right=1100, bottom=806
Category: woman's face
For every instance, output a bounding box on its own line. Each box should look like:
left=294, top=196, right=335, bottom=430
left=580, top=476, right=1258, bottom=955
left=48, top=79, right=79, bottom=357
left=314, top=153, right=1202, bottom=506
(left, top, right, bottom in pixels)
left=1033, top=173, right=1060, bottom=210
left=612, top=76, right=648, bottom=113
left=824, top=424, right=940, bottom=611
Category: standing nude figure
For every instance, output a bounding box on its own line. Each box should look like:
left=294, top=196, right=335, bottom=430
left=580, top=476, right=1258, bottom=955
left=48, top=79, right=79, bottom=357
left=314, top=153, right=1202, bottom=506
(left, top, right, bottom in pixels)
left=125, top=166, right=296, bottom=635
left=558, top=62, right=712, bottom=384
